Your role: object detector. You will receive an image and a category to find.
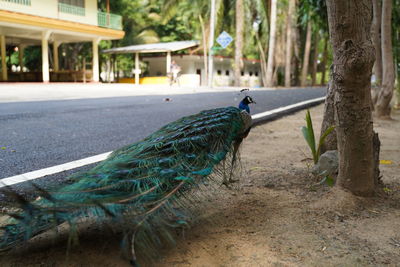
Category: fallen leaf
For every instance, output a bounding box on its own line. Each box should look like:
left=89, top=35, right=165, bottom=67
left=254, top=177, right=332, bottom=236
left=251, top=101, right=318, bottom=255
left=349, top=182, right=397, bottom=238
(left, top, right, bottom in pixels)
left=383, top=187, right=392, bottom=193
left=380, top=160, right=393, bottom=165
left=0, top=147, right=6, bottom=150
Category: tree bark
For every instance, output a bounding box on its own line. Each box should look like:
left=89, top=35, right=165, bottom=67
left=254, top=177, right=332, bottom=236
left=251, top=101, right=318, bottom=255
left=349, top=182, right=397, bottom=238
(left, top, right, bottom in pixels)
left=372, top=0, right=383, bottom=87
left=320, top=38, right=328, bottom=85
left=234, top=0, right=244, bottom=87
left=300, top=20, right=312, bottom=86
left=311, top=32, right=320, bottom=86
left=326, top=0, right=376, bottom=196
left=265, top=0, right=277, bottom=87
left=376, top=0, right=394, bottom=118
left=284, top=0, right=295, bottom=87
left=319, top=77, right=337, bottom=155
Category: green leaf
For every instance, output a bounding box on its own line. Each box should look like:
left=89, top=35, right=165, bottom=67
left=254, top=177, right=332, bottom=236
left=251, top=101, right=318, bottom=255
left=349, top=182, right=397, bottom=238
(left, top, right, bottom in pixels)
left=316, top=125, right=335, bottom=157
left=325, top=176, right=335, bottom=186
left=301, top=110, right=317, bottom=163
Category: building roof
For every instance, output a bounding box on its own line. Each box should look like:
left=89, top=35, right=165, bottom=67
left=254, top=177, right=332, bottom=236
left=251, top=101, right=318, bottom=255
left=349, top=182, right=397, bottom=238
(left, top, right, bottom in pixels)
left=102, top=40, right=200, bottom=54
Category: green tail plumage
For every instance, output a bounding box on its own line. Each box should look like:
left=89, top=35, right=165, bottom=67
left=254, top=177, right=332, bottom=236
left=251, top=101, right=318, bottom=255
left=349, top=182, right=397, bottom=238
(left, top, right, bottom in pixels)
left=0, top=106, right=252, bottom=261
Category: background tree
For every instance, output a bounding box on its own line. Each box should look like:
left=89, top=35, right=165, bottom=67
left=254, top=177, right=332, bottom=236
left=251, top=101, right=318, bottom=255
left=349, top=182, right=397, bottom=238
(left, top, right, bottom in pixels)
left=376, top=0, right=395, bottom=118
left=372, top=0, right=383, bottom=88
left=393, top=0, right=400, bottom=109
left=326, top=0, right=377, bottom=196
left=300, top=18, right=311, bottom=86
left=284, top=0, right=295, bottom=87
left=265, top=0, right=277, bottom=87
left=234, top=0, right=244, bottom=86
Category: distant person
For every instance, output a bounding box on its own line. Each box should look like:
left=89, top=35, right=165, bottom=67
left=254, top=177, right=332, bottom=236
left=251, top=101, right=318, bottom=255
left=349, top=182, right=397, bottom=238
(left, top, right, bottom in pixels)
left=169, top=60, right=181, bottom=86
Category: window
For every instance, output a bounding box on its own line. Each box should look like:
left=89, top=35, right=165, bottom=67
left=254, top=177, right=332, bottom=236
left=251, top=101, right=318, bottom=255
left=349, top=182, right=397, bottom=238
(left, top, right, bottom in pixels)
left=217, top=70, right=222, bottom=75
left=249, top=71, right=253, bottom=77
left=241, top=71, right=244, bottom=76
left=196, top=69, right=201, bottom=75
left=255, top=71, right=259, bottom=77
left=58, top=0, right=85, bottom=16
left=2, top=0, right=31, bottom=5
left=225, top=70, right=229, bottom=76
left=59, top=0, right=85, bottom=7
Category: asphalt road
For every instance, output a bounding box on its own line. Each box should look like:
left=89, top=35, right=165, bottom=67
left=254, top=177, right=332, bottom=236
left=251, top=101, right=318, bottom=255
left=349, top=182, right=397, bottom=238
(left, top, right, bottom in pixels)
left=0, top=87, right=325, bottom=184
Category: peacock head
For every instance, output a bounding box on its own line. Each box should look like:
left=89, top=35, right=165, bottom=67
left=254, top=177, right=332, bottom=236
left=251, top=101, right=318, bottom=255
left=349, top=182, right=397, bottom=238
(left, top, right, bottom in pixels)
left=242, top=96, right=256, bottom=105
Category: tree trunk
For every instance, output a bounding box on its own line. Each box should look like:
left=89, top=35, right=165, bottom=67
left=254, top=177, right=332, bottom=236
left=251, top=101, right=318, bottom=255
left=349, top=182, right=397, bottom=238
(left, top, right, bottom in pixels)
left=372, top=0, right=383, bottom=87
left=300, top=20, right=312, bottom=86
left=320, top=38, right=328, bottom=85
left=376, top=0, right=394, bottom=118
left=256, top=33, right=268, bottom=87
left=293, top=25, right=301, bottom=86
left=199, top=15, right=208, bottom=86
left=265, top=0, right=277, bottom=87
left=284, top=0, right=295, bottom=87
left=395, top=76, right=400, bottom=109
left=311, top=32, right=320, bottom=86
left=319, top=77, right=337, bottom=155
left=234, top=0, right=244, bottom=87
left=326, top=0, right=376, bottom=196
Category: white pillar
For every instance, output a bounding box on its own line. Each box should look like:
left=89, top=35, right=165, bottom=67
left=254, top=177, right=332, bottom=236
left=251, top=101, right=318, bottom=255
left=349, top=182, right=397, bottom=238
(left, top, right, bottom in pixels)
left=41, top=31, right=51, bottom=83
left=92, top=38, right=101, bottom=82
left=166, top=51, right=171, bottom=75
left=134, top=52, right=140, bottom=85
left=53, top=41, right=60, bottom=72
left=208, top=0, right=216, bottom=88
left=1, top=35, right=7, bottom=81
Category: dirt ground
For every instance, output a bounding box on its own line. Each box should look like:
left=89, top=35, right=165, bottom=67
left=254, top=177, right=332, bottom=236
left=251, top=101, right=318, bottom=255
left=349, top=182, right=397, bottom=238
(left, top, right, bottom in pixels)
left=1, top=104, right=399, bottom=267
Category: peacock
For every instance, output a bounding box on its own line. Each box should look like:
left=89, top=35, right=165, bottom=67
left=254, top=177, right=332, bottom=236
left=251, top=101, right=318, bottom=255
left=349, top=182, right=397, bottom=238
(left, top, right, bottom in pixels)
left=0, top=93, right=256, bottom=264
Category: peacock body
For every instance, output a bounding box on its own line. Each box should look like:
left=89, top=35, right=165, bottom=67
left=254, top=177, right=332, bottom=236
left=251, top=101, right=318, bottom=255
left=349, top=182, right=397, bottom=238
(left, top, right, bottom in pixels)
left=0, top=104, right=253, bottom=262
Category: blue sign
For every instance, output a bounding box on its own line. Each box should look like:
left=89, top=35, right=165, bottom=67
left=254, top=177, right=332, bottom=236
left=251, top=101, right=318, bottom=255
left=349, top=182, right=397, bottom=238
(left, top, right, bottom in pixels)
left=216, top=31, right=233, bottom=49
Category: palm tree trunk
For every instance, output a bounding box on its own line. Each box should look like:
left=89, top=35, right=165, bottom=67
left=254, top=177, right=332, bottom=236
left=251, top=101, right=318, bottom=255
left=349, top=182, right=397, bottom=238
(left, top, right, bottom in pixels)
left=265, top=0, right=277, bottom=87
left=320, top=38, right=328, bottom=85
left=234, top=0, right=244, bottom=87
left=311, top=32, right=319, bottom=86
left=300, top=20, right=312, bottom=86
left=293, top=25, right=301, bottom=86
left=376, top=0, right=394, bottom=118
left=284, top=0, right=295, bottom=87
left=256, top=33, right=268, bottom=87
left=199, top=15, right=208, bottom=86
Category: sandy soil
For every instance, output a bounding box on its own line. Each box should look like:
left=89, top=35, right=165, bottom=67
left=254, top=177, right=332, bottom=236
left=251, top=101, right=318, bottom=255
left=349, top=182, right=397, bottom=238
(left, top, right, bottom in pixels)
left=1, top=104, right=399, bottom=267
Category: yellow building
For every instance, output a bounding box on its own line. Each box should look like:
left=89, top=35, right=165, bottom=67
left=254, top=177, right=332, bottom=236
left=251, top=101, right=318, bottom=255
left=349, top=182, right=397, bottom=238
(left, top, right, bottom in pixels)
left=0, top=0, right=124, bottom=82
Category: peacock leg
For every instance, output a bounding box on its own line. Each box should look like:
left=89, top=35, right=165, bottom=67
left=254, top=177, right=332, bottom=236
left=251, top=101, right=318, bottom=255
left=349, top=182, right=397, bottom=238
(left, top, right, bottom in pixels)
left=228, top=139, right=242, bottom=183
left=222, top=159, right=229, bottom=186
left=130, top=230, right=139, bottom=267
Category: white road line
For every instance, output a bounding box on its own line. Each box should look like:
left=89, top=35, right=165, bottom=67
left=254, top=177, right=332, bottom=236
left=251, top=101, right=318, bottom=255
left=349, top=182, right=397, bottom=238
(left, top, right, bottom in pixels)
left=251, top=96, right=326, bottom=120
left=0, top=96, right=325, bottom=188
left=0, top=152, right=112, bottom=188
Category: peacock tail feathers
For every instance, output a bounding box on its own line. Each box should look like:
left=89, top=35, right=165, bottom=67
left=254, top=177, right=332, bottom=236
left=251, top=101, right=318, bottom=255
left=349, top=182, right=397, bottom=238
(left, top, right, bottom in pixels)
left=0, top=106, right=252, bottom=261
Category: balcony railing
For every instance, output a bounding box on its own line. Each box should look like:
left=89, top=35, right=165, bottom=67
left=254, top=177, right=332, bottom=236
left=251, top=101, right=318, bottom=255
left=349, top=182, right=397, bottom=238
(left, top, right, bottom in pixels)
left=58, top=3, right=85, bottom=16
left=1, top=0, right=31, bottom=5
left=98, top=12, right=122, bottom=30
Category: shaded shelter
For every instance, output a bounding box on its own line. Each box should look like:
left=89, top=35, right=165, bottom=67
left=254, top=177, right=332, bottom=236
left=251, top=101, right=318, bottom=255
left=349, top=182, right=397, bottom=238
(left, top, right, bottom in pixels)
left=102, top=40, right=199, bottom=84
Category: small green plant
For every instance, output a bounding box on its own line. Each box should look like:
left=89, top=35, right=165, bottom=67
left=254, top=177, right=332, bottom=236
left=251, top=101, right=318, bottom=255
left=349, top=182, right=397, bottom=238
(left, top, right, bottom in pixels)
left=301, top=109, right=335, bottom=164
